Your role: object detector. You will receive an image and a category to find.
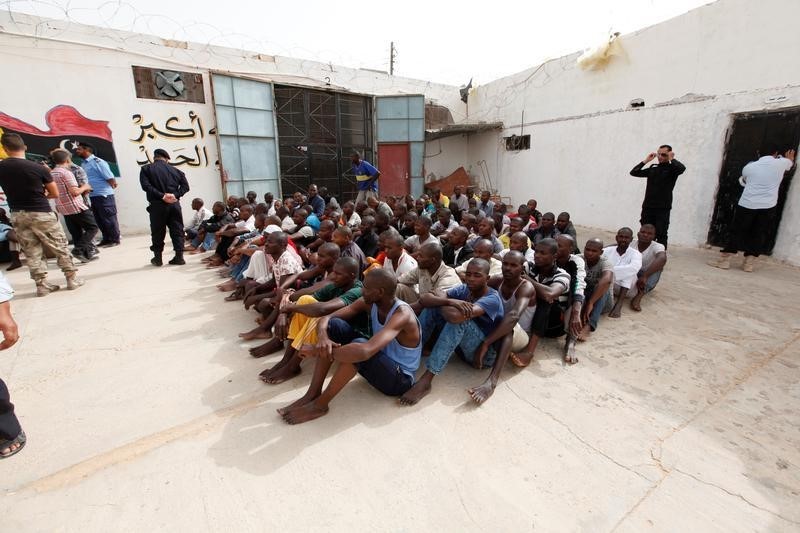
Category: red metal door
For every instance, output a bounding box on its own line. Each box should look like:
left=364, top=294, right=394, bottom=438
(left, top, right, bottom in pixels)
left=377, top=143, right=410, bottom=197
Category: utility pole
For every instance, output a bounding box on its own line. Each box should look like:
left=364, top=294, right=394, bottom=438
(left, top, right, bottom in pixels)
left=389, top=41, right=396, bottom=75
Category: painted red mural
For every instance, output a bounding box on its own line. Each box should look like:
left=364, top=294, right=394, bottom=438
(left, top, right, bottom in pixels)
left=0, top=105, right=119, bottom=175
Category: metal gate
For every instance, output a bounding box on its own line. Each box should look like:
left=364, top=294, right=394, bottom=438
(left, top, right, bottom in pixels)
left=275, top=86, right=373, bottom=199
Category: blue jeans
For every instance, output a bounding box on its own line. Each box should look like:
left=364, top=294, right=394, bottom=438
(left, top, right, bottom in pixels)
left=638, top=269, right=661, bottom=293
left=419, top=307, right=496, bottom=375
left=326, top=317, right=413, bottom=396
left=231, top=255, right=250, bottom=282
left=584, top=286, right=611, bottom=331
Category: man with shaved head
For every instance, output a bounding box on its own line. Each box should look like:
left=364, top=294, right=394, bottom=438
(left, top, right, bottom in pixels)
left=629, top=224, right=667, bottom=312
left=279, top=268, right=421, bottom=424
left=257, top=257, right=366, bottom=384
left=603, top=227, right=642, bottom=319
left=498, top=231, right=535, bottom=263
left=511, top=239, right=571, bottom=367
left=578, top=238, right=614, bottom=341
left=442, top=225, right=474, bottom=268
left=555, top=234, right=586, bottom=364
left=399, top=257, right=504, bottom=405
left=380, top=229, right=417, bottom=278
left=456, top=239, right=502, bottom=279
left=468, top=250, right=535, bottom=404
left=396, top=241, right=461, bottom=311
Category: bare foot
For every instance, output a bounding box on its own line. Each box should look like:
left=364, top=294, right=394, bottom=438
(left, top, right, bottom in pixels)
left=564, top=344, right=579, bottom=365
left=217, top=280, right=237, bottom=292
left=239, top=328, right=273, bottom=341
left=189, top=248, right=205, bottom=255
left=398, top=375, right=433, bottom=406
left=608, top=307, right=622, bottom=319
left=510, top=351, right=534, bottom=367
left=225, top=291, right=243, bottom=302
left=468, top=382, right=495, bottom=404
left=577, top=324, right=591, bottom=342
left=277, top=392, right=319, bottom=416
left=282, top=401, right=329, bottom=424
left=263, top=364, right=301, bottom=385
left=630, top=296, right=643, bottom=312
left=250, top=337, right=284, bottom=358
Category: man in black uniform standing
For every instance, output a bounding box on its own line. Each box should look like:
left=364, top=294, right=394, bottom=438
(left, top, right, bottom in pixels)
left=629, top=145, right=686, bottom=249
left=139, top=149, right=190, bottom=266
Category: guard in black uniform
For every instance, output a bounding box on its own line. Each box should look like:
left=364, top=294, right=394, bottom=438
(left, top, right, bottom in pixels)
left=139, top=149, right=190, bottom=266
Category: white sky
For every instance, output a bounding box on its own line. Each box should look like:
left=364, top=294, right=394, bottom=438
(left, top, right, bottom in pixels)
left=4, top=0, right=713, bottom=86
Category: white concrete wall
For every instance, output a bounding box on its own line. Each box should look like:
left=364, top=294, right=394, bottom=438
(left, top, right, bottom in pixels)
left=0, top=12, right=460, bottom=234
left=423, top=135, right=471, bottom=182
left=461, top=0, right=800, bottom=264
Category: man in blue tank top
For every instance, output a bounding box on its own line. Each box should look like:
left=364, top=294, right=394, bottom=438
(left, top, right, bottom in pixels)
left=279, top=268, right=421, bottom=425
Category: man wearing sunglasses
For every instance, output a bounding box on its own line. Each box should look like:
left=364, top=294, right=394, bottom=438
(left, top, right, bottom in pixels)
left=630, top=145, right=686, bottom=249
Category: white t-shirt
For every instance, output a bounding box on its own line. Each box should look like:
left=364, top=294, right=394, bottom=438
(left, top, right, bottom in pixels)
left=347, top=212, right=361, bottom=229
left=633, top=240, right=666, bottom=270
left=603, top=245, right=642, bottom=289
left=236, top=215, right=256, bottom=232
left=738, top=156, right=794, bottom=209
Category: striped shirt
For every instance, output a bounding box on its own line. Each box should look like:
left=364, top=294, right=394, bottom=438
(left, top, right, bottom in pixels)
left=51, top=167, right=89, bottom=216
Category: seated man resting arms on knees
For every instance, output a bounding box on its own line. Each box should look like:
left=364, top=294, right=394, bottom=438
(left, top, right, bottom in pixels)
left=629, top=224, right=666, bottom=312
left=399, top=258, right=504, bottom=406
left=578, top=238, right=614, bottom=341
left=396, top=241, right=461, bottom=311
left=257, top=257, right=366, bottom=384
left=511, top=239, right=570, bottom=367
left=603, top=227, right=642, bottom=319
left=468, top=251, right=535, bottom=404
left=279, top=269, right=421, bottom=425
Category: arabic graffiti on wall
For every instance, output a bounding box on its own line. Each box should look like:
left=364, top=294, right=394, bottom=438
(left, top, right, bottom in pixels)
left=0, top=105, right=120, bottom=175
left=130, top=110, right=217, bottom=167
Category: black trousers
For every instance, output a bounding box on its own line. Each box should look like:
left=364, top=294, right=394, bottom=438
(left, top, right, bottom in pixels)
left=64, top=210, right=99, bottom=256
left=529, top=299, right=565, bottom=338
left=721, top=205, right=775, bottom=257
left=640, top=207, right=672, bottom=249
left=214, top=235, right=236, bottom=261
left=90, top=195, right=120, bottom=244
left=0, top=377, right=21, bottom=440
left=148, top=202, right=184, bottom=254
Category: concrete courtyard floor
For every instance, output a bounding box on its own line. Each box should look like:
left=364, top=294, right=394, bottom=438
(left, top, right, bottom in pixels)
left=0, top=233, right=798, bottom=532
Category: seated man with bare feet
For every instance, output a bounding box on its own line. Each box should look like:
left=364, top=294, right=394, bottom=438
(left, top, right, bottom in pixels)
left=399, top=258, right=504, bottom=406
left=510, top=239, right=570, bottom=367
left=578, top=238, right=614, bottom=342
left=629, top=224, right=666, bottom=312
left=257, top=257, right=366, bottom=384
left=279, top=269, right=421, bottom=425
left=233, top=232, right=303, bottom=336
left=498, top=231, right=535, bottom=263
left=456, top=239, right=502, bottom=279
left=245, top=243, right=341, bottom=347
left=555, top=234, right=586, bottom=364
left=603, top=227, right=642, bottom=319
left=467, top=251, right=535, bottom=404
left=187, top=201, right=233, bottom=254
left=396, top=241, right=460, bottom=311
left=205, top=204, right=255, bottom=267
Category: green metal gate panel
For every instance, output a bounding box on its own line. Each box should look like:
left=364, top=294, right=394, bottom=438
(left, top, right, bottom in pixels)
left=212, top=74, right=280, bottom=199
left=375, top=95, right=425, bottom=197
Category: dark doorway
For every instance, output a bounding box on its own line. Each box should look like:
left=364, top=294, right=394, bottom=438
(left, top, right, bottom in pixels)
left=274, top=86, right=373, bottom=199
left=708, top=108, right=800, bottom=253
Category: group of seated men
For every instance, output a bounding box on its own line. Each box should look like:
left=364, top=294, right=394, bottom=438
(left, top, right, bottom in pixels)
left=181, top=184, right=667, bottom=424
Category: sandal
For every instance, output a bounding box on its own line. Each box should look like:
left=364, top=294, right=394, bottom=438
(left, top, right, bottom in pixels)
left=0, top=430, right=26, bottom=459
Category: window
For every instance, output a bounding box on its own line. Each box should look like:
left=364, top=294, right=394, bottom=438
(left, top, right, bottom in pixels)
left=505, top=134, right=531, bottom=151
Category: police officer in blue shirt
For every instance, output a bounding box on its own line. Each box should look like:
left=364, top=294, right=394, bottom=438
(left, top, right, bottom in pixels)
left=75, top=143, right=121, bottom=247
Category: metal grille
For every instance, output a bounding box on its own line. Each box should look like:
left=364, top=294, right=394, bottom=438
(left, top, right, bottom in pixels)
left=275, top=85, right=372, bottom=200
